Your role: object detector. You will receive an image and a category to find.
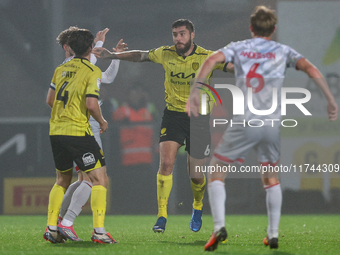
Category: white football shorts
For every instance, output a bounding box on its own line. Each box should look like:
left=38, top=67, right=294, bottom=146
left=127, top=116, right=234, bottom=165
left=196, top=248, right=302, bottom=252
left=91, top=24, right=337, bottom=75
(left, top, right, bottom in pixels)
left=213, top=124, right=280, bottom=165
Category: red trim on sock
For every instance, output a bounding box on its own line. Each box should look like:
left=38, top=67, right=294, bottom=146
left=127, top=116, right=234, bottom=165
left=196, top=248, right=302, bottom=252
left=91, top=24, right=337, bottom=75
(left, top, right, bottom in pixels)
left=260, top=160, right=279, bottom=167
left=84, top=181, right=92, bottom=188
left=214, top=153, right=244, bottom=164
left=236, top=158, right=244, bottom=164
left=264, top=183, right=280, bottom=189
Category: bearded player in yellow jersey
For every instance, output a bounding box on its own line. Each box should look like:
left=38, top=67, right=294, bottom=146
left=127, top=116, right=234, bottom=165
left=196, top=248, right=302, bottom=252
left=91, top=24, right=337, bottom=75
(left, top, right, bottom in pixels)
left=93, top=19, right=233, bottom=233
left=44, top=29, right=116, bottom=244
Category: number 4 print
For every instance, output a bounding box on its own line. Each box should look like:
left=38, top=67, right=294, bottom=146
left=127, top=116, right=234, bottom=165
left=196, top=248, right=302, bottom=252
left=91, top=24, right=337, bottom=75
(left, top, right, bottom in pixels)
left=56, top=81, right=69, bottom=108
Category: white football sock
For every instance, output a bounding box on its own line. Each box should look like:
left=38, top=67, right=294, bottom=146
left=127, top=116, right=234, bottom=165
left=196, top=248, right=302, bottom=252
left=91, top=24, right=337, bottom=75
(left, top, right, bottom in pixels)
left=60, top=218, right=73, bottom=227
left=265, top=184, right=282, bottom=239
left=48, top=225, right=57, bottom=231
left=63, top=181, right=92, bottom=225
left=59, top=180, right=81, bottom=218
left=208, top=180, right=226, bottom=233
left=94, top=227, right=106, bottom=234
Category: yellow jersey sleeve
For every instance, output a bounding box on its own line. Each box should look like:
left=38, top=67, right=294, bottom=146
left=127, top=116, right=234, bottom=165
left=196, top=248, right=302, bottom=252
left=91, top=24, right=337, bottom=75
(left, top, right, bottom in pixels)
left=206, top=50, right=227, bottom=72
left=50, top=68, right=57, bottom=90
left=148, top=46, right=166, bottom=64
left=86, top=67, right=101, bottom=98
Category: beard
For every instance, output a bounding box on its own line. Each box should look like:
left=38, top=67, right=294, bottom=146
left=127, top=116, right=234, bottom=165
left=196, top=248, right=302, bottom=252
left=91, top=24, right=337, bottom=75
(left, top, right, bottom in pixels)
left=175, top=38, right=192, bottom=55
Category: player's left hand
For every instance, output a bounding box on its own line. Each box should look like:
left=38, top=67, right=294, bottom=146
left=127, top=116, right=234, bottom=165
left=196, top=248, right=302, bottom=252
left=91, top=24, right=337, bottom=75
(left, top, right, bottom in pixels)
left=94, top=28, right=109, bottom=44
left=113, top=39, right=128, bottom=53
left=327, top=101, right=338, bottom=121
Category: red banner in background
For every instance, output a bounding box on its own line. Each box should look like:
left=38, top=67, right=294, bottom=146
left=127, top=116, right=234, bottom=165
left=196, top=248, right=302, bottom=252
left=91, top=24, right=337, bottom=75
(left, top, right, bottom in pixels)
left=4, top=177, right=110, bottom=215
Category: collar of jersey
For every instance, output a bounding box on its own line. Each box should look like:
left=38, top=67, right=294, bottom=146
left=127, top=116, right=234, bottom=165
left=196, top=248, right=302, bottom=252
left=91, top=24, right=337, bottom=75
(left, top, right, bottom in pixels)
left=188, top=43, right=197, bottom=56
left=179, top=43, right=197, bottom=59
left=73, top=56, right=90, bottom=61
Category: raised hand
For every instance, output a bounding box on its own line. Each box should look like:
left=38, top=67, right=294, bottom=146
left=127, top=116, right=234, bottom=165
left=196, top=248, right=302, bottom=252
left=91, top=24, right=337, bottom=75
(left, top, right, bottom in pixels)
left=113, top=39, right=128, bottom=53
left=94, top=28, right=110, bottom=44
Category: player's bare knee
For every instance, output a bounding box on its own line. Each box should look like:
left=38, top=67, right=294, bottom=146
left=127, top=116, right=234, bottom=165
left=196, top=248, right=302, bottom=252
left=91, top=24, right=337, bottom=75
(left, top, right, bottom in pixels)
left=87, top=167, right=108, bottom=187
left=159, top=158, right=175, bottom=175
left=56, top=169, right=73, bottom=188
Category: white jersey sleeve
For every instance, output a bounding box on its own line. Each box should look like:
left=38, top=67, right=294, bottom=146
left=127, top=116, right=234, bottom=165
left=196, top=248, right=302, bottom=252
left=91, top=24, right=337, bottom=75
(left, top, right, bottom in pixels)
left=219, top=43, right=235, bottom=63
left=101, top=60, right=120, bottom=84
left=90, top=41, right=104, bottom=65
left=285, top=46, right=303, bottom=68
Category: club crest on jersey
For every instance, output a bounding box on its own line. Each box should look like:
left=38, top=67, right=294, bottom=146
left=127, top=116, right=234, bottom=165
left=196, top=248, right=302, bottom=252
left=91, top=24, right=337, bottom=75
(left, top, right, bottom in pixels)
left=82, top=152, right=95, bottom=166
left=192, top=62, right=199, bottom=71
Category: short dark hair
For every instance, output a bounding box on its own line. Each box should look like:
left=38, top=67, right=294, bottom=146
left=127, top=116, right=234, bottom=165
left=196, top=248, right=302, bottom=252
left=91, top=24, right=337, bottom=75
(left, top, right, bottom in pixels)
left=56, top=26, right=79, bottom=47
left=250, top=6, right=277, bottom=37
left=68, top=29, right=94, bottom=57
left=172, top=19, right=195, bottom=33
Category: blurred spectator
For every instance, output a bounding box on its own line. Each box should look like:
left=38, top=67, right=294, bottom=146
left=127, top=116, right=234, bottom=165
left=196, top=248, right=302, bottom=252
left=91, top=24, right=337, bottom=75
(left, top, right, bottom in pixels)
left=113, top=85, right=156, bottom=166
left=111, top=84, right=158, bottom=214
left=99, top=84, right=119, bottom=121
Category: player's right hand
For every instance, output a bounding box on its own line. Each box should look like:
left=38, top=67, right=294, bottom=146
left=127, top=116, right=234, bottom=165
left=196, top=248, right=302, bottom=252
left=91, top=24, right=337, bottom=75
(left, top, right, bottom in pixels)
left=185, top=90, right=201, bottom=117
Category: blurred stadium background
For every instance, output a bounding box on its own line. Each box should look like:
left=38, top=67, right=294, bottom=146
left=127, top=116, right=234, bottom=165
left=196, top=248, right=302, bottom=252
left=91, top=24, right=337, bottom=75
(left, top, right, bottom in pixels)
left=0, top=0, right=339, bottom=216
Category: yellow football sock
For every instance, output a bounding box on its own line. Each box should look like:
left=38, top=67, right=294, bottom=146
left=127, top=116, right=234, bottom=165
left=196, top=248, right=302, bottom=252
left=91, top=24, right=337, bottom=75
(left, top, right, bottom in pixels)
left=47, top=184, right=66, bottom=226
left=191, top=175, right=206, bottom=210
left=157, top=173, right=173, bottom=218
left=91, top=185, right=107, bottom=229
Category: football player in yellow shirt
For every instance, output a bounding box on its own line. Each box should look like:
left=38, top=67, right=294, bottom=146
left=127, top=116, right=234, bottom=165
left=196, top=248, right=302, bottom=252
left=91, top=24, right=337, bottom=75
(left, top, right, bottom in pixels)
left=44, top=29, right=115, bottom=244
left=93, top=19, right=233, bottom=233
left=44, top=26, right=126, bottom=245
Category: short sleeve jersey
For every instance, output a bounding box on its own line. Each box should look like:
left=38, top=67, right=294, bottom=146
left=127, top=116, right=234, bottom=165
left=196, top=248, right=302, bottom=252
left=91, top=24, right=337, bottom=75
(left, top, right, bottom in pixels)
left=149, top=44, right=226, bottom=112
left=219, top=37, right=303, bottom=122
left=49, top=57, right=102, bottom=136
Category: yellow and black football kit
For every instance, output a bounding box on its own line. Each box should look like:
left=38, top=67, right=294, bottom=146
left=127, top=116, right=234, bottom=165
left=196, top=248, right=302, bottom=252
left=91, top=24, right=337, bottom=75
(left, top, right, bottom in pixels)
left=149, top=44, right=228, bottom=158
left=49, top=57, right=105, bottom=172
left=148, top=43, right=226, bottom=113
left=50, top=57, right=101, bottom=136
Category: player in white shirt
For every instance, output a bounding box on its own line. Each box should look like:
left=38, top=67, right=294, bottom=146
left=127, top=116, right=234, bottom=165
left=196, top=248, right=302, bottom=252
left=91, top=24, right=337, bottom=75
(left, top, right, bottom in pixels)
left=187, top=6, right=338, bottom=251
left=44, top=26, right=127, bottom=244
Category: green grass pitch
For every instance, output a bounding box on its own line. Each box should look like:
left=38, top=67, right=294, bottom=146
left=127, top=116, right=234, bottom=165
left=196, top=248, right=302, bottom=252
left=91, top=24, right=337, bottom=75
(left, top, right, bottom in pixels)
left=0, top=214, right=339, bottom=254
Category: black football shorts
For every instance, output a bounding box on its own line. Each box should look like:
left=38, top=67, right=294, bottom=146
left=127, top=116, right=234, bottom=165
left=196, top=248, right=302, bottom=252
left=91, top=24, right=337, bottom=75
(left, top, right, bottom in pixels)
left=159, top=108, right=211, bottom=159
left=50, top=134, right=106, bottom=172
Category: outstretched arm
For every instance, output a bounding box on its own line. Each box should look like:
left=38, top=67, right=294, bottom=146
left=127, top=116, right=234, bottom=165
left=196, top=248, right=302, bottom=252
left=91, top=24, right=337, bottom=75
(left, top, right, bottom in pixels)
left=92, top=47, right=150, bottom=62
left=296, top=58, right=338, bottom=121
left=186, top=51, right=226, bottom=117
